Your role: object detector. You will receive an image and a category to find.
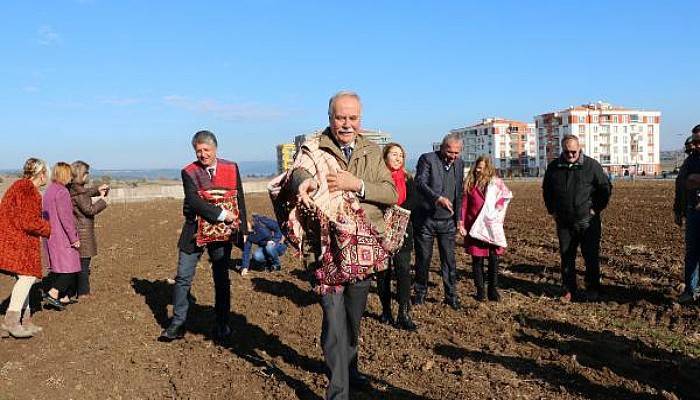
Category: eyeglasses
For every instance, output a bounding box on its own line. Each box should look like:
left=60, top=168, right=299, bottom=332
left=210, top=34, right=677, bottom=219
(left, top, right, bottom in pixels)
left=564, top=150, right=579, bottom=155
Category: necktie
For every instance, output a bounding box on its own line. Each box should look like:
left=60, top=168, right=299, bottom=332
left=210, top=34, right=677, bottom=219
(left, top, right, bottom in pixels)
left=342, top=146, right=352, bottom=161
left=207, top=167, right=215, bottom=180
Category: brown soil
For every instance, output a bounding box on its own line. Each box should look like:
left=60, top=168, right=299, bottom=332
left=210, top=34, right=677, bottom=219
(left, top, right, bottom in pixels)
left=1, top=180, right=699, bottom=400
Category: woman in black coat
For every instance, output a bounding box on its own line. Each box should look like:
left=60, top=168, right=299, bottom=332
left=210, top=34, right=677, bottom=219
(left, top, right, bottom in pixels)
left=377, top=143, right=417, bottom=331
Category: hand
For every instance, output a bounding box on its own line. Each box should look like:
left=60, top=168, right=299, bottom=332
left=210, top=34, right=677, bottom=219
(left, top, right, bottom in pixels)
left=298, top=178, right=318, bottom=209
left=326, top=170, right=362, bottom=193
left=590, top=209, right=596, bottom=216
left=459, top=225, right=467, bottom=237
left=675, top=214, right=683, bottom=227
left=267, top=240, right=275, bottom=247
left=71, top=240, right=81, bottom=248
left=435, top=196, right=454, bottom=214
left=223, top=210, right=235, bottom=224
left=99, top=184, right=110, bottom=197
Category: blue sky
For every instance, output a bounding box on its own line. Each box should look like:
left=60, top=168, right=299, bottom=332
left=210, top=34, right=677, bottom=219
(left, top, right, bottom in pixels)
left=2, top=0, right=698, bottom=169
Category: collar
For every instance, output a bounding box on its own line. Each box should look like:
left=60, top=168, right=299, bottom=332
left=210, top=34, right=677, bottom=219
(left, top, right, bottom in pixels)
left=557, top=153, right=584, bottom=168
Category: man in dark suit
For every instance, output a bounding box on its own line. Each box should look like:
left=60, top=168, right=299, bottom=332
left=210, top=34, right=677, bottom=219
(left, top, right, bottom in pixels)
left=159, top=130, right=247, bottom=342
left=413, top=133, right=465, bottom=310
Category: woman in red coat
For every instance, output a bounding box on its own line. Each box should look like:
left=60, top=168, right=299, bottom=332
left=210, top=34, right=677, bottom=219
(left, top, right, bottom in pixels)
left=0, top=158, right=51, bottom=338
left=459, top=156, right=509, bottom=302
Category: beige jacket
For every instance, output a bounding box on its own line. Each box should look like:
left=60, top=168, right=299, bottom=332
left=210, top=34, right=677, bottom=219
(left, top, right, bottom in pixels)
left=290, top=128, right=398, bottom=231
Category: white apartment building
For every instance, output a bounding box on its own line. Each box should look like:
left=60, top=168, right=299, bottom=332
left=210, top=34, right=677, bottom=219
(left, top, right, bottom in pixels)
left=450, top=118, right=537, bottom=176
left=535, top=102, right=661, bottom=175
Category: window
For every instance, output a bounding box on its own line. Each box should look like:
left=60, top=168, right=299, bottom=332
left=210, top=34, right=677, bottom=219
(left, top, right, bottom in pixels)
left=623, top=126, right=628, bottom=133
left=579, top=116, right=585, bottom=123
left=593, top=115, right=599, bottom=123
left=613, top=126, right=618, bottom=133
left=613, top=136, right=618, bottom=144
left=602, top=125, right=610, bottom=133
left=613, top=115, right=618, bottom=123
left=579, top=125, right=585, bottom=134
left=593, top=125, right=598, bottom=133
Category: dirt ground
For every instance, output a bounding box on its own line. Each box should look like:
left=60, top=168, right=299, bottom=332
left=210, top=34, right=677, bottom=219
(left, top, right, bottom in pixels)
left=1, top=180, right=699, bottom=400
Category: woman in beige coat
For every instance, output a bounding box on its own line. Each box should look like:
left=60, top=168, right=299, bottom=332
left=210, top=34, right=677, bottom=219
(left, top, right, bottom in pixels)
left=68, top=161, right=109, bottom=299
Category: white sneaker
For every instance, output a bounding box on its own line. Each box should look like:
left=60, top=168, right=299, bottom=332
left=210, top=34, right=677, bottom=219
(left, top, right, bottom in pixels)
left=241, top=268, right=249, bottom=276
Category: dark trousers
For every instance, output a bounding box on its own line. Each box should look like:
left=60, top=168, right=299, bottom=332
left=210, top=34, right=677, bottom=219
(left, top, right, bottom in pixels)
left=320, top=279, right=371, bottom=400
left=684, top=209, right=700, bottom=295
left=47, top=272, right=78, bottom=297
left=377, top=241, right=412, bottom=311
left=414, top=217, right=457, bottom=301
left=77, top=257, right=92, bottom=296
left=171, top=243, right=232, bottom=328
left=556, top=216, right=602, bottom=293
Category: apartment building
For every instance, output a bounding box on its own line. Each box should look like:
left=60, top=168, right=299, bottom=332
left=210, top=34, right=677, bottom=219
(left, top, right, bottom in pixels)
left=451, top=118, right=537, bottom=176
left=276, top=143, right=296, bottom=173
left=535, top=102, right=661, bottom=175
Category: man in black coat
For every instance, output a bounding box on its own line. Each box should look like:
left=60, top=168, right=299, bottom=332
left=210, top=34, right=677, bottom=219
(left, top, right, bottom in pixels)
left=674, top=125, right=700, bottom=305
left=413, top=133, right=465, bottom=310
left=159, top=130, right=247, bottom=342
left=542, top=134, right=612, bottom=302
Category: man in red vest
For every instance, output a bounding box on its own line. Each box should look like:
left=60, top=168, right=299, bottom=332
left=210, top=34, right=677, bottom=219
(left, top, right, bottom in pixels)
left=159, top=130, right=247, bottom=342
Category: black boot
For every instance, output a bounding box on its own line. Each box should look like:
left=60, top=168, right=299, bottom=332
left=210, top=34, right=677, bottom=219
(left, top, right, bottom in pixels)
left=377, top=271, right=394, bottom=325
left=487, top=254, right=500, bottom=302
left=472, top=257, right=486, bottom=302
left=396, top=303, right=417, bottom=331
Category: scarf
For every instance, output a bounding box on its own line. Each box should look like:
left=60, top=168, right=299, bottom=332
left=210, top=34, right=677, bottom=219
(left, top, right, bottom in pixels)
left=390, top=169, right=407, bottom=206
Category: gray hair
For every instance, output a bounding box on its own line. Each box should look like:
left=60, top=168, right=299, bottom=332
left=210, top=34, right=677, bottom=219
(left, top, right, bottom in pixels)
left=328, top=91, right=362, bottom=117
left=71, top=160, right=91, bottom=185
left=561, top=134, right=579, bottom=147
left=191, top=130, right=218, bottom=148
left=441, top=132, right=463, bottom=148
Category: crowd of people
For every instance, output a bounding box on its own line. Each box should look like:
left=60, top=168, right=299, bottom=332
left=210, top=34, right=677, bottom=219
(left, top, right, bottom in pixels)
left=0, top=159, right=108, bottom=338
left=0, top=91, right=697, bottom=400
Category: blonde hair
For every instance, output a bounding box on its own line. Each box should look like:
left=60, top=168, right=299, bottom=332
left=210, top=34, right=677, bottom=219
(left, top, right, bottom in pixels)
left=23, top=158, right=48, bottom=179
left=52, top=162, right=72, bottom=185
left=71, top=160, right=90, bottom=185
left=465, top=155, right=495, bottom=192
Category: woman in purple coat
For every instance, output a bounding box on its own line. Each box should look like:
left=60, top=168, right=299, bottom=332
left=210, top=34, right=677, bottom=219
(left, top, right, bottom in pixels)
left=43, top=162, right=81, bottom=310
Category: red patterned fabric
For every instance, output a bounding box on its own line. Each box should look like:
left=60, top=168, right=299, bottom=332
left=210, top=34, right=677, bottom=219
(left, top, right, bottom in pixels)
left=195, top=189, right=240, bottom=247
left=313, top=194, right=411, bottom=290
left=183, top=160, right=241, bottom=245
left=0, top=179, right=51, bottom=278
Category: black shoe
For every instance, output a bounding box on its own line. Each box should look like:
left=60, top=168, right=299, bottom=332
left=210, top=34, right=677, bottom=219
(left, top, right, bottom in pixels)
left=487, top=288, right=501, bottom=302
left=475, top=291, right=486, bottom=302
left=413, top=293, right=425, bottom=306
left=444, top=298, right=461, bottom=311
left=43, top=294, right=65, bottom=311
left=158, top=324, right=184, bottom=342
left=396, top=305, right=417, bottom=331
left=584, top=289, right=599, bottom=302
left=213, top=323, right=232, bottom=340
left=379, top=310, right=394, bottom=325
left=349, top=371, right=370, bottom=389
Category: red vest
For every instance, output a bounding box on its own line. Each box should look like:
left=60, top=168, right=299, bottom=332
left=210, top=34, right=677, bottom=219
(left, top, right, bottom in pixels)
left=183, top=159, right=238, bottom=192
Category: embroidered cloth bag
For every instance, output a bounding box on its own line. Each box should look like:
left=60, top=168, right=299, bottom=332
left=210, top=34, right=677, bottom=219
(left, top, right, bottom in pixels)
left=196, top=189, right=240, bottom=247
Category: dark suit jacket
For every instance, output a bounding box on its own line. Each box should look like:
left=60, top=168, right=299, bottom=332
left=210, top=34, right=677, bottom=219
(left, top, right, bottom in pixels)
left=177, top=164, right=248, bottom=254
left=413, top=151, right=464, bottom=225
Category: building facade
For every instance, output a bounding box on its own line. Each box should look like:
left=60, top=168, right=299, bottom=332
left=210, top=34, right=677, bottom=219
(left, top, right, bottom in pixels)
left=451, top=118, right=537, bottom=176
left=276, top=143, right=296, bottom=173
left=535, top=102, right=661, bottom=175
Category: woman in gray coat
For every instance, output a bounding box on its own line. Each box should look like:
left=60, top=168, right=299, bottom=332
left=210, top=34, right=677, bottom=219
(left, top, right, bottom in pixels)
left=69, top=161, right=109, bottom=299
